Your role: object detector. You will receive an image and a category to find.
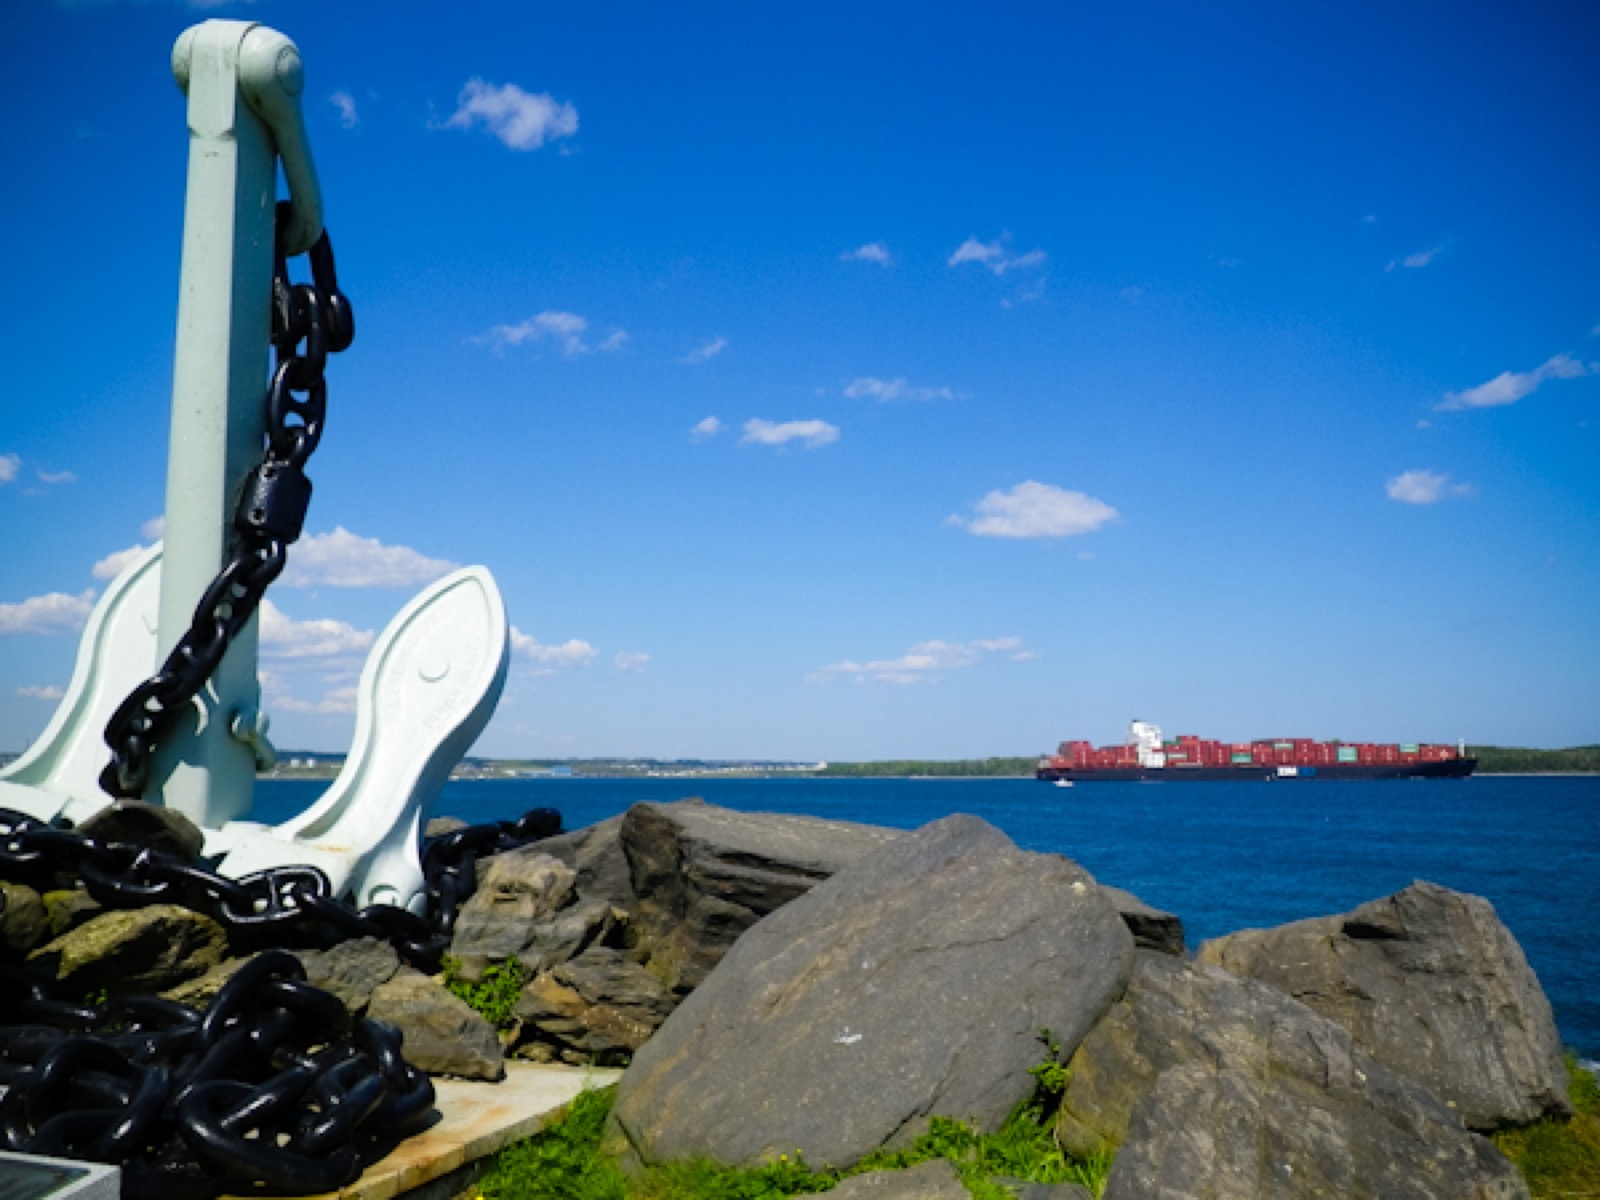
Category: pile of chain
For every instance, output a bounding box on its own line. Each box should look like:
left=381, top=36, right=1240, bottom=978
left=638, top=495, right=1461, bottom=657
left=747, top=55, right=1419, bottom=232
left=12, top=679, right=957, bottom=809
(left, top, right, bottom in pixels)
left=1, top=952, right=431, bottom=1199
left=0, top=803, right=563, bottom=1194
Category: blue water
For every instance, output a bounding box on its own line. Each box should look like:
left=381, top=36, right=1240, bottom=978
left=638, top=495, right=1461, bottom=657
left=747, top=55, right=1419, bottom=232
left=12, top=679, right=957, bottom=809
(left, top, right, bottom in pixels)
left=257, top=774, right=1600, bottom=1058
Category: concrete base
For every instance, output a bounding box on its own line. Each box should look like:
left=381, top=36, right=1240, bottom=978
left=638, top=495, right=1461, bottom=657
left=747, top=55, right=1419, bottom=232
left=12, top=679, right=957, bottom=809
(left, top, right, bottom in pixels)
left=0, top=1152, right=120, bottom=1200
left=224, top=1062, right=623, bottom=1200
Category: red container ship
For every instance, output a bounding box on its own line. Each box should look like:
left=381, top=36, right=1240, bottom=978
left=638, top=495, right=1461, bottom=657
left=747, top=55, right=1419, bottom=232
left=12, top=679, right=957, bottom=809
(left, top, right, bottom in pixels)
left=1036, top=721, right=1476, bottom=782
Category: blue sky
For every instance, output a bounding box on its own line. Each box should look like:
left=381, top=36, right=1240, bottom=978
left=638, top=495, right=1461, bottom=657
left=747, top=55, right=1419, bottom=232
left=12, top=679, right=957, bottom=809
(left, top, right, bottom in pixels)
left=2, top=0, right=1597, bottom=760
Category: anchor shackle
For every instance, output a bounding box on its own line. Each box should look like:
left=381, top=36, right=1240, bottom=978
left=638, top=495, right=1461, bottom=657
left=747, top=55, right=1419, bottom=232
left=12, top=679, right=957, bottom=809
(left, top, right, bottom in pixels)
left=173, top=22, right=324, bottom=257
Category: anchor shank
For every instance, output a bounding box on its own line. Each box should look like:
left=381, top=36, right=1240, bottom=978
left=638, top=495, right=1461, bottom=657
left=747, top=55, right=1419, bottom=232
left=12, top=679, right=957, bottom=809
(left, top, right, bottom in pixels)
left=148, top=21, right=280, bottom=826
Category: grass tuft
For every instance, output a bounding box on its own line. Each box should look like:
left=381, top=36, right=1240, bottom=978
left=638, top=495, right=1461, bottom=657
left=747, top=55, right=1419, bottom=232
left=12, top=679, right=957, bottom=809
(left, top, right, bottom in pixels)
left=1493, top=1055, right=1600, bottom=1200
left=472, top=1032, right=1113, bottom=1200
left=443, top=955, right=530, bottom=1031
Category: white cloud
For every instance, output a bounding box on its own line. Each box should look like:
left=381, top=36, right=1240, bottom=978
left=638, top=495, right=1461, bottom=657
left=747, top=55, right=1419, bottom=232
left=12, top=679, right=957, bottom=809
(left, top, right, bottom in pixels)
left=92, top=544, right=151, bottom=581
left=949, top=481, right=1118, bottom=539
left=690, top=417, right=726, bottom=441
left=273, top=687, right=359, bottom=715
left=0, top=590, right=96, bottom=637
left=0, top=453, right=19, bottom=484
left=843, top=376, right=955, bottom=403
left=258, top=599, right=375, bottom=660
left=948, top=235, right=1047, bottom=276
left=809, top=636, right=1031, bottom=685
left=682, top=336, right=728, bottom=364
left=141, top=516, right=165, bottom=540
left=841, top=242, right=892, bottom=266
left=614, top=651, right=650, bottom=673
left=17, top=684, right=65, bottom=701
left=473, top=310, right=627, bottom=357
left=445, top=79, right=578, bottom=152
left=740, top=419, right=839, bottom=449
left=510, top=627, right=598, bottom=673
left=1385, top=469, right=1472, bottom=505
left=279, top=527, right=460, bottom=588
left=1438, top=353, right=1591, bottom=411
left=331, top=91, right=359, bottom=129
left=36, top=469, right=75, bottom=486
left=1386, top=245, right=1443, bottom=271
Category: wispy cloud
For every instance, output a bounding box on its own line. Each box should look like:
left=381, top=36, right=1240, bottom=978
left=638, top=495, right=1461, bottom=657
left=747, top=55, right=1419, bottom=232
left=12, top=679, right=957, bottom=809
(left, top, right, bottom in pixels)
left=0, top=453, right=20, bottom=484
left=840, top=242, right=892, bottom=266
left=1386, top=245, right=1443, bottom=271
left=261, top=665, right=359, bottom=715
left=948, top=481, right=1118, bottom=539
left=92, top=544, right=150, bottom=581
left=279, top=527, right=460, bottom=588
left=690, top=416, right=726, bottom=441
left=0, top=590, right=97, bottom=637
left=740, top=419, right=840, bottom=449
left=17, top=684, right=65, bottom=701
left=614, top=651, right=651, bottom=673
left=809, top=636, right=1032, bottom=685
left=948, top=234, right=1047, bottom=276
left=510, top=627, right=599, bottom=674
left=473, top=310, right=627, bottom=357
left=444, top=79, right=578, bottom=152
left=141, top=516, right=165, bottom=540
left=37, top=468, right=75, bottom=486
left=330, top=91, right=359, bottom=129
left=682, top=336, right=727, bottom=364
left=259, top=599, right=375, bottom=660
left=843, top=376, right=956, bottom=403
left=1385, top=469, right=1472, bottom=505
left=1438, top=353, right=1591, bottom=411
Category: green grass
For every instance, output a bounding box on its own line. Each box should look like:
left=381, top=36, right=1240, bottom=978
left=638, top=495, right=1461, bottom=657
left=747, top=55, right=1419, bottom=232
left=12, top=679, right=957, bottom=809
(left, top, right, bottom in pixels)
left=442, top=955, right=530, bottom=1031
left=1493, top=1056, right=1600, bottom=1199
left=473, top=1034, right=1112, bottom=1199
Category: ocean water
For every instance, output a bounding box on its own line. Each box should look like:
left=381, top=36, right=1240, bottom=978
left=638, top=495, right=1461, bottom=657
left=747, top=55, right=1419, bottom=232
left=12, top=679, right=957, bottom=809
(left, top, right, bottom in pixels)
left=257, top=774, right=1600, bottom=1059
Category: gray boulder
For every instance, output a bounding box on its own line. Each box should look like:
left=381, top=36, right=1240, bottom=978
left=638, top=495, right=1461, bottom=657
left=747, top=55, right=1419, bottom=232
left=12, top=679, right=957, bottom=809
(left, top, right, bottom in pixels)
left=449, top=849, right=577, bottom=959
left=294, top=937, right=401, bottom=1015
left=0, top=881, right=49, bottom=953
left=41, top=887, right=100, bottom=937
left=605, top=814, right=1134, bottom=1172
left=516, top=946, right=676, bottom=1061
left=1002, top=1184, right=1093, bottom=1200
left=29, top=904, right=226, bottom=995
left=1100, top=886, right=1185, bottom=956
left=516, top=896, right=626, bottom=974
left=537, top=814, right=634, bottom=907
left=1056, top=951, right=1528, bottom=1200
left=620, top=798, right=905, bottom=992
left=829, top=1160, right=969, bottom=1199
left=76, top=800, right=205, bottom=861
left=1197, top=880, right=1570, bottom=1130
left=367, top=966, right=505, bottom=1081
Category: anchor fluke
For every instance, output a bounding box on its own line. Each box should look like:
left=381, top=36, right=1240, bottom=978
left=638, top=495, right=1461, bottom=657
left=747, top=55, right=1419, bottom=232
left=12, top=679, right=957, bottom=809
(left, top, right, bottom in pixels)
left=211, top=566, right=510, bottom=912
left=0, top=544, right=163, bottom=823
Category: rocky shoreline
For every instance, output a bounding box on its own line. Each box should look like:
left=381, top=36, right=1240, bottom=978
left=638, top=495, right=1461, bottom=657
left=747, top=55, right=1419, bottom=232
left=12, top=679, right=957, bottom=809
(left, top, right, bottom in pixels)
left=3, top=797, right=1579, bottom=1198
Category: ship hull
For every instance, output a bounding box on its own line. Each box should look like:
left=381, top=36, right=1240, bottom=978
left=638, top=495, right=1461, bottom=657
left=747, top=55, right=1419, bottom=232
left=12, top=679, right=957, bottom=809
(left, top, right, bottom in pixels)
left=1035, top=758, right=1477, bottom=782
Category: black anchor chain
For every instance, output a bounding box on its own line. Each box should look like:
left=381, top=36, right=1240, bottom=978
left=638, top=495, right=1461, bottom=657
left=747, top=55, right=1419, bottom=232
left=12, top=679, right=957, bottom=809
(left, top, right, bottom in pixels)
left=100, top=201, right=355, bottom=801
left=0, top=952, right=433, bottom=1199
left=0, top=804, right=563, bottom=1194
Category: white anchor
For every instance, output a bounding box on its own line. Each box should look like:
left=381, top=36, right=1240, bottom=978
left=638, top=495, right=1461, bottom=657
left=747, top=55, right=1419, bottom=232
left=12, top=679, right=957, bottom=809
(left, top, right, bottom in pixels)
left=0, top=21, right=508, bottom=912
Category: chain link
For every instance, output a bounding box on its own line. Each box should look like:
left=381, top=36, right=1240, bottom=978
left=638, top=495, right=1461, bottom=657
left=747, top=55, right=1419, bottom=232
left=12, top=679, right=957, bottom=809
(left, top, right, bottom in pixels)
left=100, top=202, right=354, bottom=800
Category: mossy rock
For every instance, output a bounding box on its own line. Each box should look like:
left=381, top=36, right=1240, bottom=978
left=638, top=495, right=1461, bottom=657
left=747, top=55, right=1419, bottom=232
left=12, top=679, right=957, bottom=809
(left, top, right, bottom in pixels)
left=0, top=881, right=49, bottom=953
left=29, top=903, right=227, bottom=996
